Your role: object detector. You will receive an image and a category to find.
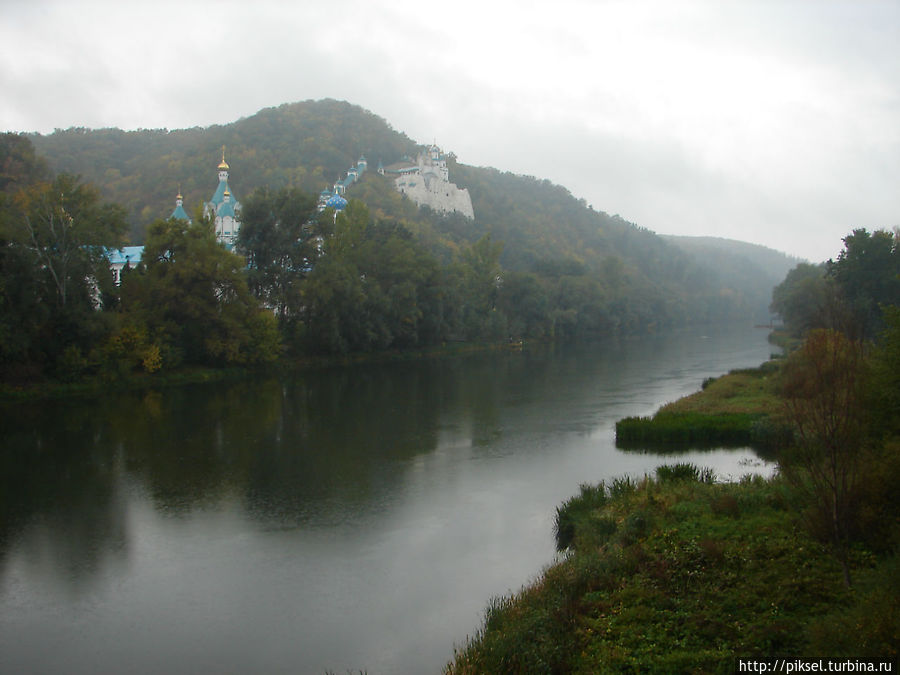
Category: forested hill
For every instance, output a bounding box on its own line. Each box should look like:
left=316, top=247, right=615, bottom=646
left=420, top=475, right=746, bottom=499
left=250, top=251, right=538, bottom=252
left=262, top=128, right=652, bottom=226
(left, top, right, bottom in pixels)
left=663, top=235, right=802, bottom=322
left=30, top=99, right=420, bottom=229
left=28, top=98, right=781, bottom=328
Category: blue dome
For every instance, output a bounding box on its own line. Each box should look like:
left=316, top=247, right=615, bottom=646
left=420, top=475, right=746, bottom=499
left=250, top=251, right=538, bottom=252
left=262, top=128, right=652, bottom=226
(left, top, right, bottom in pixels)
left=325, top=194, right=348, bottom=210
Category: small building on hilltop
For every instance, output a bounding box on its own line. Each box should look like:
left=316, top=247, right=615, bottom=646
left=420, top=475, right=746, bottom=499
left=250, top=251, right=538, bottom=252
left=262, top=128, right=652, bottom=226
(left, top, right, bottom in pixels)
left=382, top=145, right=474, bottom=220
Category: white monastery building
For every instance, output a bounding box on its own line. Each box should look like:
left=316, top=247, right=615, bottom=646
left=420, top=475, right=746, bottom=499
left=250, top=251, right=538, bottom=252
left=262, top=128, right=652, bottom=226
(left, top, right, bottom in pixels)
left=382, top=145, right=474, bottom=220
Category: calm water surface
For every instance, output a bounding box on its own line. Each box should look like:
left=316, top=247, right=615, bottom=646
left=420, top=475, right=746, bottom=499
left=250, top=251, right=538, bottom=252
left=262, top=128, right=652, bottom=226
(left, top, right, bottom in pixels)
left=0, top=327, right=775, bottom=674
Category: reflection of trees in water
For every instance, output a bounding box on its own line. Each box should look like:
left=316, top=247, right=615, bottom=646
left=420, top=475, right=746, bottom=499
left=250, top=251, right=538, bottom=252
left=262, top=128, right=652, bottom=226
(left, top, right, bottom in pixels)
left=0, top=326, right=767, bottom=588
left=0, top=399, right=130, bottom=590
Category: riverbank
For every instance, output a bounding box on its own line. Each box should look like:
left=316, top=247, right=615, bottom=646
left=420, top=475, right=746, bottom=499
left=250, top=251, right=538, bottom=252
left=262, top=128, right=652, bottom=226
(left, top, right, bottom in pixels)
left=0, top=340, right=522, bottom=403
left=615, top=359, right=787, bottom=449
left=447, top=339, right=899, bottom=672
left=445, top=467, right=898, bottom=673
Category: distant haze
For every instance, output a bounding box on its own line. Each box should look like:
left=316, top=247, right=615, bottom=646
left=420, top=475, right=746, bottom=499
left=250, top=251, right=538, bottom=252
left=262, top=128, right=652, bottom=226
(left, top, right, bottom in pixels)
left=2, top=1, right=898, bottom=262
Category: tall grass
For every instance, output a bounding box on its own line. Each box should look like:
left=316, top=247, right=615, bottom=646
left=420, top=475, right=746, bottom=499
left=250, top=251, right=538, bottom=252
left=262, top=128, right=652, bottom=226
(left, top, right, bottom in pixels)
left=446, top=472, right=898, bottom=674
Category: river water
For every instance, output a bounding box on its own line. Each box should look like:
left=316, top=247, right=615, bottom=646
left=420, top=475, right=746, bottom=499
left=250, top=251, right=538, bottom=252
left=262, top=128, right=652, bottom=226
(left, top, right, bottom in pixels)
left=0, top=326, right=775, bottom=674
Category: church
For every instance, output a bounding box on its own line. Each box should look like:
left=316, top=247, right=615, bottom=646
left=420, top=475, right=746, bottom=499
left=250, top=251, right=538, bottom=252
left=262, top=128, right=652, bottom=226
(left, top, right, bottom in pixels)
left=166, top=147, right=242, bottom=248
left=204, top=148, right=241, bottom=249
left=107, top=150, right=242, bottom=283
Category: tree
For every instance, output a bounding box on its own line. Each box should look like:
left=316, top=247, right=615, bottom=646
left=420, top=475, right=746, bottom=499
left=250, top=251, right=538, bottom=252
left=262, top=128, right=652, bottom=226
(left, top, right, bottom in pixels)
left=770, top=263, right=832, bottom=336
left=121, top=212, right=280, bottom=366
left=237, top=186, right=319, bottom=321
left=828, top=228, right=900, bottom=339
left=779, top=329, right=870, bottom=587
left=0, top=132, right=50, bottom=193
left=0, top=162, right=127, bottom=375
left=868, top=305, right=900, bottom=438
left=0, top=136, right=53, bottom=368
left=451, top=234, right=506, bottom=340
left=9, top=173, right=127, bottom=309
left=298, top=201, right=445, bottom=353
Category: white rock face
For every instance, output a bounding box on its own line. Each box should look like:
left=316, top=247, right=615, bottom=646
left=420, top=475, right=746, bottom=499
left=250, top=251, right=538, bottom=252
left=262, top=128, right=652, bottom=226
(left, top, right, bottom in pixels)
left=393, top=145, right=475, bottom=219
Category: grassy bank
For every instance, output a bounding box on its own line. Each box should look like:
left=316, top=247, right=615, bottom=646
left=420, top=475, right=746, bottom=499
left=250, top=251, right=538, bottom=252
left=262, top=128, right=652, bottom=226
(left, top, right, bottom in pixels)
left=446, top=467, right=898, bottom=673
left=615, top=361, right=787, bottom=448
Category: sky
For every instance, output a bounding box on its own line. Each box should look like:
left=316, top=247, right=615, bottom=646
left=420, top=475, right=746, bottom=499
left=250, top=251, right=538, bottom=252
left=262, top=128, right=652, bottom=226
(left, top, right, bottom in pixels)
left=2, top=0, right=898, bottom=262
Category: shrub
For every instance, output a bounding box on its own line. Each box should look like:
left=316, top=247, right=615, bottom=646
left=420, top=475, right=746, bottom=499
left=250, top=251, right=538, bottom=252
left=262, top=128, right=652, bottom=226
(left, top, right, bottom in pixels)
left=555, top=482, right=608, bottom=551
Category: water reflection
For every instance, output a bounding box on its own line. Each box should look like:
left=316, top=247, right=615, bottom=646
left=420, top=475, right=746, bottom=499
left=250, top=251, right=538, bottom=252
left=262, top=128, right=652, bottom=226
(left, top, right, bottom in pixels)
left=0, top=326, right=776, bottom=673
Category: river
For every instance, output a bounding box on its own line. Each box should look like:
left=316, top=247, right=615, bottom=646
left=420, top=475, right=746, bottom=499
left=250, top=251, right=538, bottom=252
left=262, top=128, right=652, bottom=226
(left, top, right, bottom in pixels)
left=0, top=326, right=776, bottom=674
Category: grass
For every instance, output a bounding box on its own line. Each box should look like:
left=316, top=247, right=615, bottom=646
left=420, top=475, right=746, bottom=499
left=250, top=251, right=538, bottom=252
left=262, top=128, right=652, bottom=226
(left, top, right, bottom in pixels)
left=445, top=468, right=899, bottom=674
left=615, top=361, right=788, bottom=449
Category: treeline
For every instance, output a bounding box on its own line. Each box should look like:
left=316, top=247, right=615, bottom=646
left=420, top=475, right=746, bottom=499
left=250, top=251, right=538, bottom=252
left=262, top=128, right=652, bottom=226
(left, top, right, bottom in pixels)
left=771, top=227, right=900, bottom=340
left=0, top=132, right=547, bottom=382
left=29, top=98, right=780, bottom=331
left=3, top=102, right=805, bottom=386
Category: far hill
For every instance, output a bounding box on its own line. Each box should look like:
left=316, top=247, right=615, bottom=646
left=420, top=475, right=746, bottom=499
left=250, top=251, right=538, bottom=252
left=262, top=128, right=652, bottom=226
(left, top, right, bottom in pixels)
left=28, top=99, right=791, bottom=333
left=663, top=235, right=802, bottom=323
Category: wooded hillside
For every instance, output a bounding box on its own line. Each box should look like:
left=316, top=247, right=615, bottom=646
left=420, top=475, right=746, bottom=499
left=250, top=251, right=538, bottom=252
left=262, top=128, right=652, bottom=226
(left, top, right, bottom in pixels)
left=27, top=98, right=784, bottom=331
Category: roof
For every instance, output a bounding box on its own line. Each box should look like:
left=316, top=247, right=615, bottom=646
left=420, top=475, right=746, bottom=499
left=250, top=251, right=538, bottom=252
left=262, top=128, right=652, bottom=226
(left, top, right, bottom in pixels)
left=325, top=194, right=348, bottom=210
left=106, top=246, right=144, bottom=266
left=170, top=202, right=191, bottom=221
left=217, top=200, right=236, bottom=219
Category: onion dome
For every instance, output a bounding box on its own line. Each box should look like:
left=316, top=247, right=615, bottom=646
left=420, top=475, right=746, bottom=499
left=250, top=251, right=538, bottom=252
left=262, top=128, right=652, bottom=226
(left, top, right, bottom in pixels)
left=325, top=194, right=348, bottom=211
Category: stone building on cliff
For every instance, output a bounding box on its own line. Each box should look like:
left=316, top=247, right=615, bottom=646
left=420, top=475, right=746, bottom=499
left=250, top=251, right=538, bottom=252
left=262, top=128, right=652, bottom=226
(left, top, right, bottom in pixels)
left=381, top=145, right=474, bottom=219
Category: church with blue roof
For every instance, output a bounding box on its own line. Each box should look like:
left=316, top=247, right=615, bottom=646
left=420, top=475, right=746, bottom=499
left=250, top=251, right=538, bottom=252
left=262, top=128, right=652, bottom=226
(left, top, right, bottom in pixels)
left=205, top=147, right=241, bottom=249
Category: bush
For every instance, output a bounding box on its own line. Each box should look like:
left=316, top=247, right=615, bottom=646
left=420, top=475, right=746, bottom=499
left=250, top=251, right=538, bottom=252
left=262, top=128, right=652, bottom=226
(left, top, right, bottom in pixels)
left=555, top=482, right=608, bottom=551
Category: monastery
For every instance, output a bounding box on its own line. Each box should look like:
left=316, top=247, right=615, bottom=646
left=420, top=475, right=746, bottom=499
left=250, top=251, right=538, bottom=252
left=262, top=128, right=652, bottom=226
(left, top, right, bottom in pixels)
left=107, top=143, right=474, bottom=284
left=381, top=145, right=474, bottom=219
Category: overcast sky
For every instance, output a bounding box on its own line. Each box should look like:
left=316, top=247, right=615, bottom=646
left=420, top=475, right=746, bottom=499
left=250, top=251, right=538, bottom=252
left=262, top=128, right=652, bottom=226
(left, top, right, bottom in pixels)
left=2, top=0, right=898, bottom=261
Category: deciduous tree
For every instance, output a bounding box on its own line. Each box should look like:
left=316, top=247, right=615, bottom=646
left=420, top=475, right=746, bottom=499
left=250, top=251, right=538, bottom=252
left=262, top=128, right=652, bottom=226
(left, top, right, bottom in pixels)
left=779, top=329, right=870, bottom=587
left=122, top=213, right=280, bottom=366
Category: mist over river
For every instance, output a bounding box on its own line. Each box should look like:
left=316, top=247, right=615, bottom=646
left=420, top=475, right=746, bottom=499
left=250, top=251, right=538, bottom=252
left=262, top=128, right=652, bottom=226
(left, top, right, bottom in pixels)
left=0, top=326, right=775, bottom=674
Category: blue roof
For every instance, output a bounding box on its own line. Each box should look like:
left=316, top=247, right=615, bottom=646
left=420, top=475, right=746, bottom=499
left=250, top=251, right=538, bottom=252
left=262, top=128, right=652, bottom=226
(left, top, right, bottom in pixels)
left=217, top=200, right=236, bottom=219
left=170, top=203, right=190, bottom=221
left=325, top=194, right=348, bottom=210
left=106, top=246, right=144, bottom=266
left=210, top=179, right=229, bottom=205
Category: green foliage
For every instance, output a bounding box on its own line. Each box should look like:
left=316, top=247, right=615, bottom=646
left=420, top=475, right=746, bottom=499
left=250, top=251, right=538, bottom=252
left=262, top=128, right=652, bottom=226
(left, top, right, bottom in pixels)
left=8, top=174, right=127, bottom=309
left=447, top=474, right=898, bottom=674
left=91, top=320, right=163, bottom=379
left=615, top=412, right=766, bottom=448
left=827, top=228, right=900, bottom=340
left=770, top=262, right=831, bottom=336
left=120, top=214, right=280, bottom=366
left=655, top=462, right=715, bottom=484
left=237, top=185, right=320, bottom=324
left=772, top=228, right=900, bottom=340
left=296, top=201, right=449, bottom=354
left=869, top=306, right=900, bottom=437
left=30, top=100, right=419, bottom=241
left=29, top=99, right=791, bottom=346
left=615, top=362, right=789, bottom=450
left=0, top=137, right=127, bottom=377
left=555, top=482, right=610, bottom=551
left=778, top=329, right=872, bottom=586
